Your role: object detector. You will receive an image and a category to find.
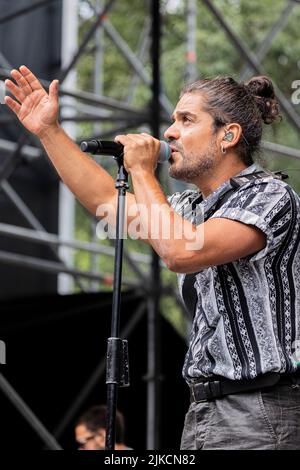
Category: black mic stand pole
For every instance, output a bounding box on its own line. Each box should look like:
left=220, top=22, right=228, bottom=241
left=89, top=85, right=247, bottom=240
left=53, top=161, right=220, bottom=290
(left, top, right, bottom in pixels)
left=105, top=153, right=130, bottom=451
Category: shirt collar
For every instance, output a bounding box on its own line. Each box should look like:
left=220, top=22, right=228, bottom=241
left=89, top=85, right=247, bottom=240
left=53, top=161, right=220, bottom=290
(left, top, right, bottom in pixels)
left=201, top=162, right=261, bottom=211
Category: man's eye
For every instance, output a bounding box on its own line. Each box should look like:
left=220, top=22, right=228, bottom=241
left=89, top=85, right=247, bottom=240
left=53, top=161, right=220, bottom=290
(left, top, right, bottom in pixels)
left=183, top=115, right=191, bottom=122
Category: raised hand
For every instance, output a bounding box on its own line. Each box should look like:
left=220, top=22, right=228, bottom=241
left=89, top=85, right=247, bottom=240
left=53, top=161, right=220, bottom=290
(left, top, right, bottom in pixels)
left=4, top=65, right=59, bottom=138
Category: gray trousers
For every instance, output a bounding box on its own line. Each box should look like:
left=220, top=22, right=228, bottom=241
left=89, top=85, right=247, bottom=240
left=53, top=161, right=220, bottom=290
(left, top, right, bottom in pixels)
left=181, top=384, right=300, bottom=450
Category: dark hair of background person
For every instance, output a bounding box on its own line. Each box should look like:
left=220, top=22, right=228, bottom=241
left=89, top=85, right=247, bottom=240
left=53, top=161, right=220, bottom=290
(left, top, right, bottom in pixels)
left=76, top=405, right=125, bottom=444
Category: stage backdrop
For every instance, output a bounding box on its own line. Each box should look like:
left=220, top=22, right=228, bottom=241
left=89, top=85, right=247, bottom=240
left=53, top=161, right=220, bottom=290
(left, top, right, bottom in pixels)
left=0, top=290, right=189, bottom=449
left=0, top=0, right=62, bottom=299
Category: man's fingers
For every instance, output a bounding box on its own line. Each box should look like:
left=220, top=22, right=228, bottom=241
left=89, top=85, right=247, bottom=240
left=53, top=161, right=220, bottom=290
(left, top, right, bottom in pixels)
left=4, top=96, right=21, bottom=116
left=115, top=134, right=126, bottom=144
left=115, top=134, right=149, bottom=145
left=11, top=69, right=32, bottom=96
left=5, top=79, right=26, bottom=103
left=19, top=65, right=44, bottom=92
left=49, top=79, right=59, bottom=101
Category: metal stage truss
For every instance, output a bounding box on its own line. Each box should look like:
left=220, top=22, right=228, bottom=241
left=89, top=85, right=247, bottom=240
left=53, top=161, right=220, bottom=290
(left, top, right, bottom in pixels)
left=0, top=0, right=299, bottom=450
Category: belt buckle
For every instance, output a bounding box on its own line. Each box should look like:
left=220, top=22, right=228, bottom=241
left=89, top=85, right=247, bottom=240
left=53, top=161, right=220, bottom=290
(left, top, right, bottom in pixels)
left=191, top=380, right=223, bottom=403
left=191, top=383, right=207, bottom=403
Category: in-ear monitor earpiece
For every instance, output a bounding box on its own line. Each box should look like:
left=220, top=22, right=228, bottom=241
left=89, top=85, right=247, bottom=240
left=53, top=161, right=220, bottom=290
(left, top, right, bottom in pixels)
left=224, top=132, right=234, bottom=142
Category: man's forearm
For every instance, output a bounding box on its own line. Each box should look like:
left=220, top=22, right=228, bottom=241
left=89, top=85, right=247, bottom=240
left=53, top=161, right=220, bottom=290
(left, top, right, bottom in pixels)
left=39, top=124, right=117, bottom=215
left=130, top=169, right=198, bottom=266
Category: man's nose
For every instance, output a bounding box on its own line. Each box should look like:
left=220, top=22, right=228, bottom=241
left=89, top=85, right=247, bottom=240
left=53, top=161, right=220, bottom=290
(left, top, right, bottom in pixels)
left=164, top=122, right=180, bottom=140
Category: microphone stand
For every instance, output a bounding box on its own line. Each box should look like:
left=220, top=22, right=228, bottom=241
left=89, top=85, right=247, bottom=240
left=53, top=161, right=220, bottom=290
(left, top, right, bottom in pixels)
left=105, top=152, right=130, bottom=451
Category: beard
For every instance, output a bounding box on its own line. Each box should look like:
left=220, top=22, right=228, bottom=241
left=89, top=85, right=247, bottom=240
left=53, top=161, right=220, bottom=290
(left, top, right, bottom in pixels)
left=169, top=139, right=218, bottom=183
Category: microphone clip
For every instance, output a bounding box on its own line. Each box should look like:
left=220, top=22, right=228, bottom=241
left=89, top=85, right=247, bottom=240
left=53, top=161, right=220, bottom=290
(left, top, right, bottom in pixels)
left=115, top=153, right=129, bottom=190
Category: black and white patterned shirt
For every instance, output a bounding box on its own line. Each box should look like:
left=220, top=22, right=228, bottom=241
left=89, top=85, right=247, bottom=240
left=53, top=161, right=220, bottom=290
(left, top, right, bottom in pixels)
left=168, top=163, right=300, bottom=383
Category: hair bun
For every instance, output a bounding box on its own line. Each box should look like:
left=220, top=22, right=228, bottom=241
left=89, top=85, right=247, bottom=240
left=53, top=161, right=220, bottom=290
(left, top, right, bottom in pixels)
left=244, top=75, right=280, bottom=124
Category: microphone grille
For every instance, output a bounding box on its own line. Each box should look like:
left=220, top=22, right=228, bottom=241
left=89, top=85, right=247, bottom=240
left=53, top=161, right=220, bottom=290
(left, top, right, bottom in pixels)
left=80, top=141, right=88, bottom=152
left=158, top=141, right=171, bottom=163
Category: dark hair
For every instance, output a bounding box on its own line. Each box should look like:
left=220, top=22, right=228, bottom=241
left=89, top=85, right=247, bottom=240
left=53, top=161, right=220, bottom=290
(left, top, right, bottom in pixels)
left=76, top=405, right=125, bottom=444
left=180, top=75, right=280, bottom=165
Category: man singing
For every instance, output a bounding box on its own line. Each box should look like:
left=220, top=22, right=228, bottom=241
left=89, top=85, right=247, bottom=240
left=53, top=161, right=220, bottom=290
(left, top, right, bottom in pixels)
left=5, top=66, right=300, bottom=450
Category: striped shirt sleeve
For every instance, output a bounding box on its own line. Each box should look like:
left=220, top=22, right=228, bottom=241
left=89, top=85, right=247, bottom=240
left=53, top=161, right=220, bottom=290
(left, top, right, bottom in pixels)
left=210, top=178, right=295, bottom=262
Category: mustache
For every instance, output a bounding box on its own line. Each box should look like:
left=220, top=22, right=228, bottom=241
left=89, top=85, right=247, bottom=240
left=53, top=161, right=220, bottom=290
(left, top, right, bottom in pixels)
left=168, top=141, right=184, bottom=153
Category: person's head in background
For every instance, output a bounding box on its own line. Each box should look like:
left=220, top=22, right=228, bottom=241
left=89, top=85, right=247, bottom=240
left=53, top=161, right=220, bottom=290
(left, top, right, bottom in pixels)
left=75, top=405, right=129, bottom=450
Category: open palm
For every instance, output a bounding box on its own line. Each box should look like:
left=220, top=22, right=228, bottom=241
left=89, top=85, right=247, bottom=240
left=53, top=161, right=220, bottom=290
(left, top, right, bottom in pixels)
left=5, top=65, right=59, bottom=137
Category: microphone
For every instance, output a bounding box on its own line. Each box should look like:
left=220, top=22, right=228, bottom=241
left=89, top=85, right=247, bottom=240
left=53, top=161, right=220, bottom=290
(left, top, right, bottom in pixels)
left=80, top=139, right=171, bottom=163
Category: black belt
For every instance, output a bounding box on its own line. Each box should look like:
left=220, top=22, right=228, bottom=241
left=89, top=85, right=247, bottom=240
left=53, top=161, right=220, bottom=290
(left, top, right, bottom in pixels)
left=190, top=372, right=300, bottom=403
